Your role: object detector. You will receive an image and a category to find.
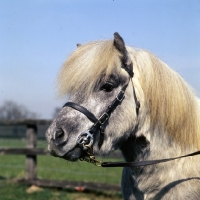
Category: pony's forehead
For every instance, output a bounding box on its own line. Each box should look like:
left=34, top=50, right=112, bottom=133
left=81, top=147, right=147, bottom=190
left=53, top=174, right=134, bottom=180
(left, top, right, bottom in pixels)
left=57, top=40, right=124, bottom=96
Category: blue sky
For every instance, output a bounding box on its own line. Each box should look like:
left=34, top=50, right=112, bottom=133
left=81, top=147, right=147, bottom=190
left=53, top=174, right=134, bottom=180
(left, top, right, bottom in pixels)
left=0, top=0, right=200, bottom=119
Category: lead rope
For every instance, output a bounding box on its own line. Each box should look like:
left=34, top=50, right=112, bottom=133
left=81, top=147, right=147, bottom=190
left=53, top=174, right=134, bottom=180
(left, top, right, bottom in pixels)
left=80, top=145, right=200, bottom=168
left=101, top=150, right=200, bottom=167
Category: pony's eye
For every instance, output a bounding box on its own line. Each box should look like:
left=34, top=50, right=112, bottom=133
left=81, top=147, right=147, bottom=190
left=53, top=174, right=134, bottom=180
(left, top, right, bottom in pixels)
left=100, top=82, right=114, bottom=92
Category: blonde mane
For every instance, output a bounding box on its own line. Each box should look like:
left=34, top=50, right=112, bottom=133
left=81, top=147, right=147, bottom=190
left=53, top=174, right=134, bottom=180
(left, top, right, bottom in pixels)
left=58, top=40, right=200, bottom=150
left=133, top=50, right=200, bottom=150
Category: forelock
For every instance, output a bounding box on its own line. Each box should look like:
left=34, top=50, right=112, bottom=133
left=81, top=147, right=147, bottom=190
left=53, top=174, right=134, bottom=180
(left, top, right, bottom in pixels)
left=57, top=40, right=122, bottom=97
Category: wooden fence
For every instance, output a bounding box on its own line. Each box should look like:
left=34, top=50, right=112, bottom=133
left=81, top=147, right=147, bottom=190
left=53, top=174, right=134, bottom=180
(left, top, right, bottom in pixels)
left=0, top=120, right=121, bottom=192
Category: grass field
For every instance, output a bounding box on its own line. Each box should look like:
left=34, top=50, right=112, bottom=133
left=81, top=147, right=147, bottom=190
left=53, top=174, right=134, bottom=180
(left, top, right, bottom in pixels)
left=0, top=182, right=122, bottom=200
left=0, top=138, right=123, bottom=200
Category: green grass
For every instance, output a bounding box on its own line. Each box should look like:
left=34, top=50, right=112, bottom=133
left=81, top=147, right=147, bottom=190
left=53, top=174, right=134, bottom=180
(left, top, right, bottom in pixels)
left=0, top=181, right=122, bottom=200
left=0, top=138, right=122, bottom=184
left=37, top=156, right=122, bottom=184
left=0, top=154, right=122, bottom=184
left=0, top=138, right=123, bottom=199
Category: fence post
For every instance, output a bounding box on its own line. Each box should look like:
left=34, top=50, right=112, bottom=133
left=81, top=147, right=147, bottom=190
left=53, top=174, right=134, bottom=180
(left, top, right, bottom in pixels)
left=26, top=124, right=37, bottom=180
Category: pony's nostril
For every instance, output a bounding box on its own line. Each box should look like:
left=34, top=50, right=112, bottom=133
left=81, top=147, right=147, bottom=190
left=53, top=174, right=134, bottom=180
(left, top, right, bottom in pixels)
left=53, top=128, right=67, bottom=146
left=54, top=128, right=64, bottom=140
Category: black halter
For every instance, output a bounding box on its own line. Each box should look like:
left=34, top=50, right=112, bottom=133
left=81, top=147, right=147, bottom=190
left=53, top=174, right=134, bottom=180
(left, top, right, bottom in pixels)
left=63, top=63, right=140, bottom=152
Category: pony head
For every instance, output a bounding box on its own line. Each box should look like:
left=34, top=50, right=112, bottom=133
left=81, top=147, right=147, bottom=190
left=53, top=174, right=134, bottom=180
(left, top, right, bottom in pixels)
left=46, top=33, right=140, bottom=160
left=46, top=32, right=200, bottom=163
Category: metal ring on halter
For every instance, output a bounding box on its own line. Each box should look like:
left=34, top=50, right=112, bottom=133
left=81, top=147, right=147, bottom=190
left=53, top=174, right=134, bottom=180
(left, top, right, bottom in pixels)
left=76, top=130, right=94, bottom=150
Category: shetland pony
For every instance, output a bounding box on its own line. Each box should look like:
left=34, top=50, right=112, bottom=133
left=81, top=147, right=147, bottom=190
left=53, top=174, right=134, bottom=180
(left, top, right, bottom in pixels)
left=46, top=33, right=200, bottom=199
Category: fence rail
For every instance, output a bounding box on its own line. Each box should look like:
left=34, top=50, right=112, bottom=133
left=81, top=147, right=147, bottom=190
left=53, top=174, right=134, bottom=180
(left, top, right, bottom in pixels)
left=0, top=148, right=48, bottom=155
left=0, top=119, right=121, bottom=192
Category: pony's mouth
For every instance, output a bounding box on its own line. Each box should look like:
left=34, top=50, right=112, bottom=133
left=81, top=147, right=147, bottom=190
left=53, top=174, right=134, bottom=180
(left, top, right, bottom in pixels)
left=61, top=146, right=86, bottom=162
left=48, top=141, right=85, bottom=162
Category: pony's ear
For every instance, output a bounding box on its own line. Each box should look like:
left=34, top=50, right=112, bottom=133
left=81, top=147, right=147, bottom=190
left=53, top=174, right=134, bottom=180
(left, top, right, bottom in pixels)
left=76, top=43, right=81, bottom=47
left=113, top=32, right=133, bottom=77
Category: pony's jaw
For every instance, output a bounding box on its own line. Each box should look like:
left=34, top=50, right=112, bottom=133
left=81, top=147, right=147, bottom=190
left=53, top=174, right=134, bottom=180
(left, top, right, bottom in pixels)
left=61, top=146, right=83, bottom=161
left=48, top=141, right=83, bottom=162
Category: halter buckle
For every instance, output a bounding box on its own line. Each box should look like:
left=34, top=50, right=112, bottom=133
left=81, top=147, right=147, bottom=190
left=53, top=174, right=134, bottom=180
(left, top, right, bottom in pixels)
left=116, top=90, right=125, bottom=102
left=98, top=112, right=109, bottom=125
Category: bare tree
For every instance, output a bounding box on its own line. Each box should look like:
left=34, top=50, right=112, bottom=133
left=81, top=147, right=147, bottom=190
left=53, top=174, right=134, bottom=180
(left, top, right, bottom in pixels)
left=0, top=100, right=38, bottom=120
